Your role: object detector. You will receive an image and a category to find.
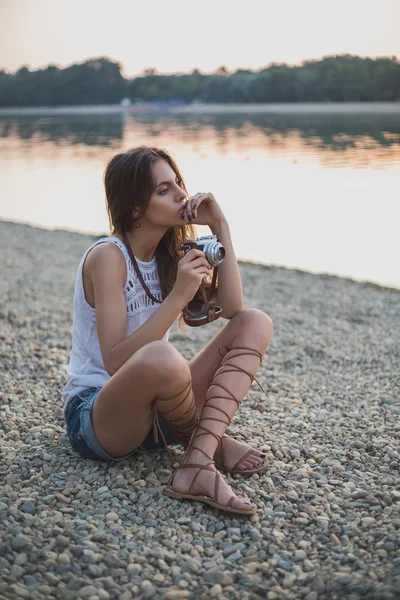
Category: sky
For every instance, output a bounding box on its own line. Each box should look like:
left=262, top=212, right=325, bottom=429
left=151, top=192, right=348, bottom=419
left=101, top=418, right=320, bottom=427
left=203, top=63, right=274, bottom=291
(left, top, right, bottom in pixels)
left=1, top=0, right=399, bottom=77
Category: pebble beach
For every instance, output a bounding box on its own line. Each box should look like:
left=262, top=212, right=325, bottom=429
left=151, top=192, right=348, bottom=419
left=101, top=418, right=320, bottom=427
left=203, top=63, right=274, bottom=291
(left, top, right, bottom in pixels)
left=1, top=218, right=399, bottom=600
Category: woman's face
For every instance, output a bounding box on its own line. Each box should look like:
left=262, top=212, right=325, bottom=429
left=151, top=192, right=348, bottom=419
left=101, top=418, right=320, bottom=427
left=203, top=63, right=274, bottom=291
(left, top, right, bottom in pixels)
left=141, top=158, right=187, bottom=227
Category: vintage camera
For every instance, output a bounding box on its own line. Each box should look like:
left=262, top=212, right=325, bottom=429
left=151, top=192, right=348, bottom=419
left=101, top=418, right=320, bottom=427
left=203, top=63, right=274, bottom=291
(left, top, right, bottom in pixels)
left=178, top=235, right=225, bottom=267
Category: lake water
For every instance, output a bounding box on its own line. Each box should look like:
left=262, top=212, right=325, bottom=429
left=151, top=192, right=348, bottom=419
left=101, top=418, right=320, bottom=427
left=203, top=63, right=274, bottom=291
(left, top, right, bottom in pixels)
left=1, top=106, right=399, bottom=289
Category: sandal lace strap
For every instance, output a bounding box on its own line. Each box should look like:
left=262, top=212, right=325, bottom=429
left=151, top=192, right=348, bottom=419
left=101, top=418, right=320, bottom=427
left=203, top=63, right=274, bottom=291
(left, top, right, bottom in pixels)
left=201, top=345, right=266, bottom=459
left=166, top=345, right=265, bottom=511
left=209, top=346, right=265, bottom=394
left=152, top=381, right=199, bottom=456
left=149, top=407, right=174, bottom=459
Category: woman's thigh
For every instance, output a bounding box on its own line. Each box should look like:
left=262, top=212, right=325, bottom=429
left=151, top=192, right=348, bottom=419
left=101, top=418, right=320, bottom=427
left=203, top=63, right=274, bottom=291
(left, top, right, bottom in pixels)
left=65, top=387, right=176, bottom=462
left=91, top=340, right=190, bottom=458
left=189, top=308, right=273, bottom=410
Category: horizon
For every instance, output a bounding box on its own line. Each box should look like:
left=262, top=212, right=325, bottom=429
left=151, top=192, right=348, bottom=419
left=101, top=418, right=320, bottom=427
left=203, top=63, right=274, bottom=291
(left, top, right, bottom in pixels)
left=3, top=51, right=400, bottom=78
left=1, top=0, right=399, bottom=77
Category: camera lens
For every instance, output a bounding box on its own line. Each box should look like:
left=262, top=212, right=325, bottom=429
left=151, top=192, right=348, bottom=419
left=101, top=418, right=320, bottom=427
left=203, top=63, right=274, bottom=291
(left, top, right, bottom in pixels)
left=204, top=241, right=225, bottom=266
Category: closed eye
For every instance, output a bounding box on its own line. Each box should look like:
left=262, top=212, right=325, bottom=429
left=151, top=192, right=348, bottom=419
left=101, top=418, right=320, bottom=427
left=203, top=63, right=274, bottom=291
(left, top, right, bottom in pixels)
left=159, top=178, right=182, bottom=195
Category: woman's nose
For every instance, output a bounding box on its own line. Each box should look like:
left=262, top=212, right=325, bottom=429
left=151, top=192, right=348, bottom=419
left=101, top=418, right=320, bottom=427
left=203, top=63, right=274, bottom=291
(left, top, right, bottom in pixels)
left=175, top=187, right=187, bottom=203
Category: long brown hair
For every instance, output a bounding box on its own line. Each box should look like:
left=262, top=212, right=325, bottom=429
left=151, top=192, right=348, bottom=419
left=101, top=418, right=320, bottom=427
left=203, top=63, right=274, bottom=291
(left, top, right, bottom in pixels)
left=104, top=145, right=199, bottom=330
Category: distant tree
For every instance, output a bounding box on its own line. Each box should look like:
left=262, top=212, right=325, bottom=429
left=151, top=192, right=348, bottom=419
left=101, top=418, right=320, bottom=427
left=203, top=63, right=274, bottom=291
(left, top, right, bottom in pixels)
left=214, top=66, right=229, bottom=76
left=1, top=54, right=399, bottom=107
left=142, top=68, right=158, bottom=77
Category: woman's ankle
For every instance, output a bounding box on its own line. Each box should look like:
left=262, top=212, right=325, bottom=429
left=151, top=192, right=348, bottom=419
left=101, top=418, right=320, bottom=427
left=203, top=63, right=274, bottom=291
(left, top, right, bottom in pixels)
left=183, top=439, right=218, bottom=465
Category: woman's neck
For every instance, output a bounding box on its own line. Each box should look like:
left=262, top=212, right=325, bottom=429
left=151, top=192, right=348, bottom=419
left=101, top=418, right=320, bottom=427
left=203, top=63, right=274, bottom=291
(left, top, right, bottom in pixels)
left=115, top=226, right=167, bottom=263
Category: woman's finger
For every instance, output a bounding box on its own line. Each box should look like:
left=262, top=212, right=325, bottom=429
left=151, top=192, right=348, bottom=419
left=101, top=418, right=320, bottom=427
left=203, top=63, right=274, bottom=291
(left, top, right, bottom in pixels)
left=190, top=256, right=212, bottom=269
left=194, top=263, right=212, bottom=272
left=186, top=194, right=201, bottom=222
left=178, top=199, right=188, bottom=221
left=190, top=193, right=205, bottom=219
left=185, top=197, right=194, bottom=222
left=179, top=192, right=208, bottom=221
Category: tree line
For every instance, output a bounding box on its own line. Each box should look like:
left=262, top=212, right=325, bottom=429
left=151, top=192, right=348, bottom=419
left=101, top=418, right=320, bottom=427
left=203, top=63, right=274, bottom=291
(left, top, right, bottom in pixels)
left=0, top=54, right=399, bottom=107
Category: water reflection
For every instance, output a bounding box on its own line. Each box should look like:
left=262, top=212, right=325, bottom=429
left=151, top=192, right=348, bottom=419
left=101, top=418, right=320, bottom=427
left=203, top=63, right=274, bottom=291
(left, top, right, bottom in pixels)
left=133, top=111, right=400, bottom=147
left=128, top=113, right=400, bottom=167
left=0, top=115, right=123, bottom=147
left=1, top=111, right=399, bottom=168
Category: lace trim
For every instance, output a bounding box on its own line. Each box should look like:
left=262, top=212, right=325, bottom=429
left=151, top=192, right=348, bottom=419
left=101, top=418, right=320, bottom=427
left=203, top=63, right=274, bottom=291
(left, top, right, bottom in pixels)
left=90, top=237, right=163, bottom=317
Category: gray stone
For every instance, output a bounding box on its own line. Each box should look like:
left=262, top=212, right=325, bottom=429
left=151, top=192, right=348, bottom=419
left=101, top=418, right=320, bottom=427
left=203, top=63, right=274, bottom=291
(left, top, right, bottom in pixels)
left=311, top=577, right=325, bottom=593
left=24, top=576, right=38, bottom=587
left=78, top=585, right=98, bottom=598
left=22, top=500, right=36, bottom=514
left=11, top=535, right=29, bottom=550
left=203, top=570, right=224, bottom=585
left=181, top=559, right=202, bottom=574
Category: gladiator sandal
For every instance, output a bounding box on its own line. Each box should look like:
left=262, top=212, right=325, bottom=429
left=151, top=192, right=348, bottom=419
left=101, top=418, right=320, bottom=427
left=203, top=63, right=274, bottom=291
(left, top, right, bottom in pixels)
left=181, top=345, right=269, bottom=475
left=162, top=346, right=265, bottom=515
left=211, top=346, right=270, bottom=476
left=150, top=381, right=200, bottom=459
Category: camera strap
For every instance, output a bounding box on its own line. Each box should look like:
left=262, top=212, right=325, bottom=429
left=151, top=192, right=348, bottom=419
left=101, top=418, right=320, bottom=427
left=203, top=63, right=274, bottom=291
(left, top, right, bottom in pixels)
left=122, top=233, right=162, bottom=305
left=123, top=233, right=222, bottom=327
left=183, top=266, right=222, bottom=327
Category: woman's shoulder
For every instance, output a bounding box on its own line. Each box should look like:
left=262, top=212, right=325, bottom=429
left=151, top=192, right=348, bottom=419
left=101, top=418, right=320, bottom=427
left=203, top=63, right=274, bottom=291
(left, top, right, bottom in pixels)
left=84, top=238, right=127, bottom=280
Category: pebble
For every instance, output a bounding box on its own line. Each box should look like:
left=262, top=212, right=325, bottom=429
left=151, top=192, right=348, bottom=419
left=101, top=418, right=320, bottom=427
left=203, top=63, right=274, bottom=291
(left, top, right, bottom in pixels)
left=1, top=220, right=399, bottom=600
left=204, top=570, right=225, bottom=585
left=105, top=511, right=118, bottom=521
left=283, top=573, right=297, bottom=588
left=11, top=535, right=28, bottom=550
left=22, top=500, right=36, bottom=514
left=78, top=586, right=98, bottom=598
left=361, top=517, right=376, bottom=526
left=352, top=489, right=369, bottom=499
left=330, top=533, right=342, bottom=546
left=311, top=576, right=325, bottom=593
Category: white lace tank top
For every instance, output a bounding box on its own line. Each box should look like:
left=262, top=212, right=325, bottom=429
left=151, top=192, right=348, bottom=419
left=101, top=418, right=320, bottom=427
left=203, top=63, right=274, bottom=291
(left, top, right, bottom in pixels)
left=62, top=236, right=170, bottom=411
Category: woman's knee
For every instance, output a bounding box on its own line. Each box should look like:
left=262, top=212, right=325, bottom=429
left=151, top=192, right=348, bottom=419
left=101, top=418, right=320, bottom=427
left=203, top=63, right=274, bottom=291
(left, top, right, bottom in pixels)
left=135, top=340, right=191, bottom=383
left=233, top=308, right=273, bottom=344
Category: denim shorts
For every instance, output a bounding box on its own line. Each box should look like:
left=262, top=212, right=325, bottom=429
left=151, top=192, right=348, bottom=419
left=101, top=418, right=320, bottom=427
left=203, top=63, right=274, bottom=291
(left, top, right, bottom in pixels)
left=64, top=387, right=176, bottom=461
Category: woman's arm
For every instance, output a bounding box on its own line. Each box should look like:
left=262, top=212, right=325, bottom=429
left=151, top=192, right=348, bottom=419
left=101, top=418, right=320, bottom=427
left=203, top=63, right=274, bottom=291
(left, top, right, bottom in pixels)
left=210, top=219, right=244, bottom=319
left=86, top=244, right=185, bottom=376
left=181, top=192, right=244, bottom=320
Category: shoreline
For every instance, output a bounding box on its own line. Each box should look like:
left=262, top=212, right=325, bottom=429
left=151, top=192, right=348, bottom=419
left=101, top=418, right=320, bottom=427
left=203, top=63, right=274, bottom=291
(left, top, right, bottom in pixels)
left=1, top=217, right=399, bottom=599
left=1, top=101, right=400, bottom=117
left=2, top=218, right=399, bottom=293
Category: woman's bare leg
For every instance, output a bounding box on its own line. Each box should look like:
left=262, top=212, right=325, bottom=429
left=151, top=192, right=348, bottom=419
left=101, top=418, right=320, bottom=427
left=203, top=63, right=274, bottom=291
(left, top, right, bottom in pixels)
left=169, top=309, right=273, bottom=511
left=92, top=341, right=197, bottom=457
left=188, top=308, right=273, bottom=471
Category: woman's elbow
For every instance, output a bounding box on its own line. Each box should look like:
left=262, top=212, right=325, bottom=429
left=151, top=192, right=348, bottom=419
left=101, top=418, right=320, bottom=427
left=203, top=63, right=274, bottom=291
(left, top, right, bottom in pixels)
left=103, top=353, right=118, bottom=377
left=221, top=304, right=245, bottom=319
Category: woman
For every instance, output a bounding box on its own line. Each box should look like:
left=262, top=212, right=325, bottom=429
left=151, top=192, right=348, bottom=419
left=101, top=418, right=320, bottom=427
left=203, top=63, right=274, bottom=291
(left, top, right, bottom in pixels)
left=63, top=145, right=273, bottom=516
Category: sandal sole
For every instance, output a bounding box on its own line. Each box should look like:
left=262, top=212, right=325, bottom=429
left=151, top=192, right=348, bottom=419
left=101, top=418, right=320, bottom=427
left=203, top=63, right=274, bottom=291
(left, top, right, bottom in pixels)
left=162, top=487, right=256, bottom=516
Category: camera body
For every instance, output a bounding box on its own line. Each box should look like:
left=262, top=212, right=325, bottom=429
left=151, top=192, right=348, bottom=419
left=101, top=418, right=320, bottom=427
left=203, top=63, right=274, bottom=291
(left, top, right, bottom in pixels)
left=180, top=235, right=225, bottom=267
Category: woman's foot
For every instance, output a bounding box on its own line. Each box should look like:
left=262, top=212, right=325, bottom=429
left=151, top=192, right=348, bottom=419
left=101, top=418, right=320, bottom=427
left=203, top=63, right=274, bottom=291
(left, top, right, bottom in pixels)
left=214, top=434, right=269, bottom=475
left=169, top=447, right=255, bottom=514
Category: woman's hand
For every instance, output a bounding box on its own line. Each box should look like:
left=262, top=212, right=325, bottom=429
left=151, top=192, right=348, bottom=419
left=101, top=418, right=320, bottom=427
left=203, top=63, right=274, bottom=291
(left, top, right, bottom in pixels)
left=179, top=192, right=226, bottom=229
left=172, top=248, right=213, bottom=305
